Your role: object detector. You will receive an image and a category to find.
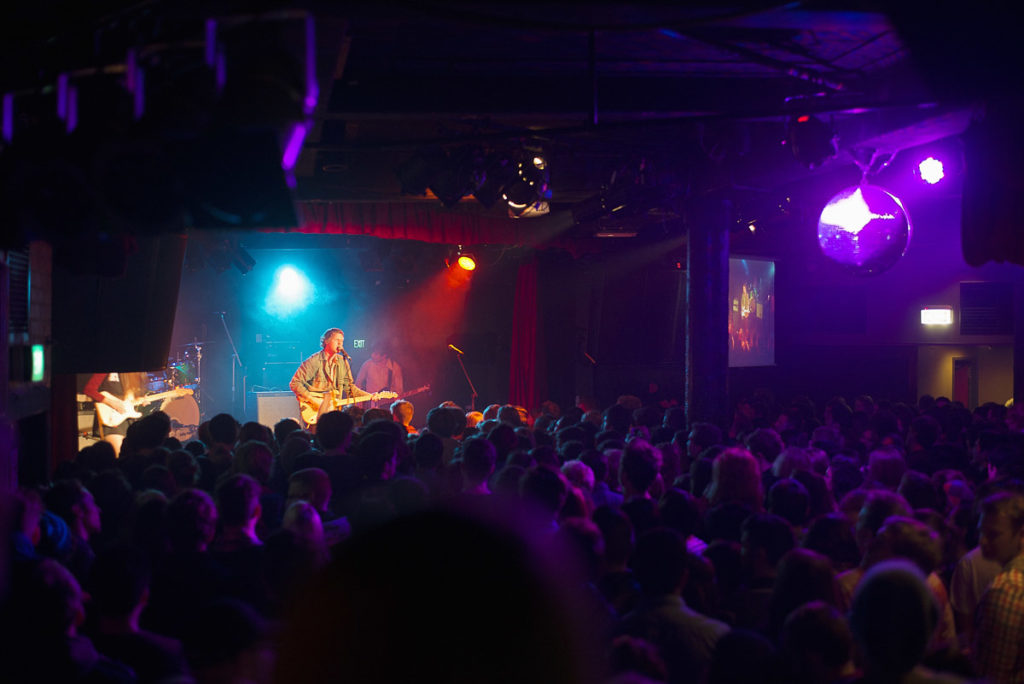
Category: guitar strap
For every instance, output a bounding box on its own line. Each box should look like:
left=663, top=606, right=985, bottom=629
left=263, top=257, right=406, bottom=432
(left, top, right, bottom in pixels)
left=95, top=407, right=106, bottom=438
left=325, top=353, right=347, bottom=399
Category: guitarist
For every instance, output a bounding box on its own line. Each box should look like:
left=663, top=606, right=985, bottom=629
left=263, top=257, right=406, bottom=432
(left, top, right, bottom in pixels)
left=290, top=328, right=371, bottom=429
left=355, top=342, right=403, bottom=409
left=83, top=371, right=150, bottom=455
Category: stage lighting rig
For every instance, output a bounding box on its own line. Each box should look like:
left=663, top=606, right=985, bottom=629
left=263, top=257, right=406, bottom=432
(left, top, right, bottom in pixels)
left=472, top=153, right=515, bottom=208
left=429, top=146, right=485, bottom=208
left=502, top=151, right=551, bottom=218
left=446, top=245, right=477, bottom=271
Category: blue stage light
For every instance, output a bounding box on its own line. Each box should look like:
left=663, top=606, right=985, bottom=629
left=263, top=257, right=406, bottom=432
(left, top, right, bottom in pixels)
left=265, top=265, right=314, bottom=317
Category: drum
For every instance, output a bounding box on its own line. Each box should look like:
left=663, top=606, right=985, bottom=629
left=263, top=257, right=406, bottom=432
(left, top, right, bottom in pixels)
left=162, top=395, right=200, bottom=442
left=167, top=358, right=197, bottom=387
left=147, top=371, right=170, bottom=393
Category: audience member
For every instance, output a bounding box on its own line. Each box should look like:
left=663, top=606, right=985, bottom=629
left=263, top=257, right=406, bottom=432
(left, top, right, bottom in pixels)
left=89, top=545, right=189, bottom=683
left=44, top=479, right=102, bottom=585
left=14, top=387, right=1010, bottom=684
left=973, top=491, right=1024, bottom=682
left=616, top=528, right=729, bottom=684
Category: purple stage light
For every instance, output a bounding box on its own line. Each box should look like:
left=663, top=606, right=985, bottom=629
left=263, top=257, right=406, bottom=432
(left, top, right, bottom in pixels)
left=281, top=121, right=308, bottom=171
left=918, top=156, right=945, bottom=184
left=817, top=185, right=911, bottom=275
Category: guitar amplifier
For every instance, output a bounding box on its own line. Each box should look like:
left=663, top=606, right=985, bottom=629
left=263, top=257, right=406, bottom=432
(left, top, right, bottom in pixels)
left=261, top=362, right=299, bottom=391
left=253, top=391, right=302, bottom=427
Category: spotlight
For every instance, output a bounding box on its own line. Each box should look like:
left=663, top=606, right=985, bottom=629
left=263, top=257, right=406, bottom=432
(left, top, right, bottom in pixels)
left=502, top=152, right=551, bottom=217
left=275, top=266, right=306, bottom=296
left=787, top=115, right=837, bottom=169
left=265, top=264, right=313, bottom=317
left=917, top=156, right=945, bottom=184
left=448, top=245, right=476, bottom=271
left=817, top=184, right=911, bottom=275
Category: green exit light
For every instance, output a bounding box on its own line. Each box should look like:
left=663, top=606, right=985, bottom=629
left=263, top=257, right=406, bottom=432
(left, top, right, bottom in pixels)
left=31, top=344, right=44, bottom=382
left=353, top=339, right=365, bottom=349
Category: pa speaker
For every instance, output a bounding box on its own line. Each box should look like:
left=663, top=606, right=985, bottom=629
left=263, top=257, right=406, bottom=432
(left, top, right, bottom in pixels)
left=52, top=233, right=187, bottom=373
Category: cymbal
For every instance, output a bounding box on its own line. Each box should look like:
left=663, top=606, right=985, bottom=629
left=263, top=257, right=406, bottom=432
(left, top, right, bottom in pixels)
left=178, top=340, right=212, bottom=347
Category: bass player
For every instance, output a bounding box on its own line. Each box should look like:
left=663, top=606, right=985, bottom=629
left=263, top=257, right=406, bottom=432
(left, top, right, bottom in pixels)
left=83, top=371, right=151, bottom=455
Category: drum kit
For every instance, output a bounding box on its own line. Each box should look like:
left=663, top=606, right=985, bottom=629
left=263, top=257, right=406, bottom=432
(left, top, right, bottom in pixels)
left=147, top=340, right=208, bottom=442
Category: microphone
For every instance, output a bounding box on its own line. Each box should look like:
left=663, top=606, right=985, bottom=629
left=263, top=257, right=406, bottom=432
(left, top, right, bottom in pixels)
left=341, top=349, right=351, bottom=360
left=448, top=344, right=465, bottom=355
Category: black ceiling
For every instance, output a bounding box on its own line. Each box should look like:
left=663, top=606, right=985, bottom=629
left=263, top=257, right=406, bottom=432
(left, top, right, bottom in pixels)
left=1, top=1, right=1015, bottom=249
left=299, top=3, right=929, bottom=201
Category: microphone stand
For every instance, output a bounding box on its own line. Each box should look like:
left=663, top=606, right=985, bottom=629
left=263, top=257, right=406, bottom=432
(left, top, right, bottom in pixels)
left=453, top=349, right=478, bottom=411
left=217, top=312, right=244, bottom=416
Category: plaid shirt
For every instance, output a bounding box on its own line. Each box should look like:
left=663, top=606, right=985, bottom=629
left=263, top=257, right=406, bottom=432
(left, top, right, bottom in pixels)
left=290, top=350, right=360, bottom=401
left=974, top=554, right=1024, bottom=683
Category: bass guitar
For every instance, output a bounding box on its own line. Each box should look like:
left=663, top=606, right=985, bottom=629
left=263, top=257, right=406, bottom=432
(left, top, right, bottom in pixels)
left=364, top=384, right=431, bottom=408
left=299, top=390, right=398, bottom=426
left=95, top=388, right=195, bottom=427
left=396, top=384, right=430, bottom=400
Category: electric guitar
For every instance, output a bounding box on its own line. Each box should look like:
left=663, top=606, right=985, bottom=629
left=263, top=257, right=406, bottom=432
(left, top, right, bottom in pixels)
left=396, top=384, right=430, bottom=400
left=362, top=384, right=430, bottom=409
left=299, top=390, right=398, bottom=426
left=95, top=388, right=195, bottom=427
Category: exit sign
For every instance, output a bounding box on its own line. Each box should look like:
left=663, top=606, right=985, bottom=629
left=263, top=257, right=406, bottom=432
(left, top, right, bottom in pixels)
left=353, top=339, right=365, bottom=348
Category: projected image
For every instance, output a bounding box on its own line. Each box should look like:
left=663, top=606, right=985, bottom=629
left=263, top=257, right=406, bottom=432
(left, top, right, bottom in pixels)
left=729, top=258, right=775, bottom=367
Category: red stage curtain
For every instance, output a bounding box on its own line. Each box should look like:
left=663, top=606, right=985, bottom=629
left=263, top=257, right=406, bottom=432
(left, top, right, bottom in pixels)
left=266, top=201, right=599, bottom=256
left=509, top=257, right=540, bottom=410
left=294, top=202, right=533, bottom=245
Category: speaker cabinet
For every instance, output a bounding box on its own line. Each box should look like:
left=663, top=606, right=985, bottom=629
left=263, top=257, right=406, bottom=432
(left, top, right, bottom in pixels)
left=253, top=391, right=301, bottom=427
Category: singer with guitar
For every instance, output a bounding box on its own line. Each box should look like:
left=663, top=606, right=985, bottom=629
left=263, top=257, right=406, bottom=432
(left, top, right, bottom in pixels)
left=290, top=328, right=394, bottom=429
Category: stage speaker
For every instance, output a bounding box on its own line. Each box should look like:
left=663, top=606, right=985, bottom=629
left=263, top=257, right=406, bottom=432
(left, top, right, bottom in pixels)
left=52, top=233, right=187, bottom=373
left=253, top=391, right=301, bottom=427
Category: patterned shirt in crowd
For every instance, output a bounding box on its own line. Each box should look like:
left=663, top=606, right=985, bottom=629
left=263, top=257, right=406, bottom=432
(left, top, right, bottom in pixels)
left=974, top=553, right=1024, bottom=683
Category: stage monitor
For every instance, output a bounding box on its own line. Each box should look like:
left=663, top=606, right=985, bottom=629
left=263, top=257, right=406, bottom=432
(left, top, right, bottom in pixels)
left=728, top=257, right=775, bottom=368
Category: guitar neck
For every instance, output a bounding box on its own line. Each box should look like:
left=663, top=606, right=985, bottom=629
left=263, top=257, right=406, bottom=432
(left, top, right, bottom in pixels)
left=333, top=394, right=376, bottom=408
left=132, top=389, right=190, bottom=407
left=396, top=385, right=430, bottom=400
left=308, top=391, right=397, bottom=409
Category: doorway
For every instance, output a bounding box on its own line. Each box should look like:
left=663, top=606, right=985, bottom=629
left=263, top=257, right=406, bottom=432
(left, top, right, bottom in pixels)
left=952, top=357, right=978, bottom=408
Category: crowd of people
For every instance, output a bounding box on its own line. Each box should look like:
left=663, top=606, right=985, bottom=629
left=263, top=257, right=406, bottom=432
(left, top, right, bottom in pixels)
left=4, top=389, right=1024, bottom=683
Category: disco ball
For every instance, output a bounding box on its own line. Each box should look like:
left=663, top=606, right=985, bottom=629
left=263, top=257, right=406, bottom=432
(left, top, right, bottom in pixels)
left=817, top=184, right=911, bottom=275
